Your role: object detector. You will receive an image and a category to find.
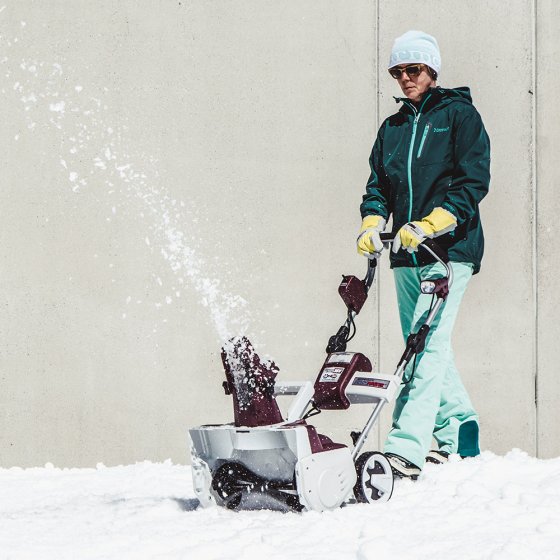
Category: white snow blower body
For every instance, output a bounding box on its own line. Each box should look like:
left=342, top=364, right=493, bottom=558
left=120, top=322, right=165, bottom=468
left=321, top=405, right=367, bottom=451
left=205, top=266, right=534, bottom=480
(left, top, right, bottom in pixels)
left=189, top=236, right=452, bottom=512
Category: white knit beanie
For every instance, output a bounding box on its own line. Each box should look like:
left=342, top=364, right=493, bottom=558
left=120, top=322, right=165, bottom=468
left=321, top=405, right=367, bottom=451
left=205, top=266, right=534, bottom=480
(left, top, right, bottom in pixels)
left=388, top=30, right=441, bottom=75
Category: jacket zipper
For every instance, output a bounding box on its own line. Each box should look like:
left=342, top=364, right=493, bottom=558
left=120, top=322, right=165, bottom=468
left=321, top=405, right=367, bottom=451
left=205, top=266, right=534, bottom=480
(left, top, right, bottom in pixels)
left=404, top=93, right=431, bottom=266
left=416, top=123, right=431, bottom=158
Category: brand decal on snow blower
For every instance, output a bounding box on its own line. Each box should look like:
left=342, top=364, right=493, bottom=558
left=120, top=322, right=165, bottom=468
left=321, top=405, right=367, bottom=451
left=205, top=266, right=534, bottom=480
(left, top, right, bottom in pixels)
left=353, top=377, right=390, bottom=389
left=320, top=367, right=344, bottom=382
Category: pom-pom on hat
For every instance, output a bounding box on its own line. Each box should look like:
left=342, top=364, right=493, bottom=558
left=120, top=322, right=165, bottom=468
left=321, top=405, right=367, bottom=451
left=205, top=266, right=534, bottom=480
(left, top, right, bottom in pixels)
left=388, top=30, right=441, bottom=75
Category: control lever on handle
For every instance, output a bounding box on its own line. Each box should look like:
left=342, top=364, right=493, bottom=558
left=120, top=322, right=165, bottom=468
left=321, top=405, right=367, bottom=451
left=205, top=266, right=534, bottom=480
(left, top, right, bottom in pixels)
left=420, top=238, right=449, bottom=264
left=378, top=233, right=449, bottom=266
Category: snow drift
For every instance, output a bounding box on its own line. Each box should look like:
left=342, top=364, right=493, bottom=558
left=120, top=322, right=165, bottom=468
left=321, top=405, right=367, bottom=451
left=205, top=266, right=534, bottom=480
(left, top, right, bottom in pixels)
left=0, top=450, right=559, bottom=559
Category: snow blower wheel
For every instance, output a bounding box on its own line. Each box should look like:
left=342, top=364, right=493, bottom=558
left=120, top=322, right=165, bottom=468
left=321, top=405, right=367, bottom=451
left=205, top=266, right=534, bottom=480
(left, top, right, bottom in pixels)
left=354, top=452, right=394, bottom=503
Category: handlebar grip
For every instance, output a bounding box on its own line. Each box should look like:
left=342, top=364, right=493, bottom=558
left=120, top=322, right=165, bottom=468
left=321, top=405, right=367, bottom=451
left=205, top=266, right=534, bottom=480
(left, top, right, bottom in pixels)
left=378, top=232, right=448, bottom=264
left=420, top=238, right=449, bottom=264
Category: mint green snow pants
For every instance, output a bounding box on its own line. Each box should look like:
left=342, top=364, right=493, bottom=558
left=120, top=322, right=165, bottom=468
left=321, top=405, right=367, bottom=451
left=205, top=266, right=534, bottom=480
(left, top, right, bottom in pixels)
left=384, top=262, right=480, bottom=468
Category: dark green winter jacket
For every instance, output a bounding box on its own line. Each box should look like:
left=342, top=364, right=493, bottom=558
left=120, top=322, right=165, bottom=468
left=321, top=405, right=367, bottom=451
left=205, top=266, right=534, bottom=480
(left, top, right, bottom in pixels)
left=360, top=86, right=490, bottom=273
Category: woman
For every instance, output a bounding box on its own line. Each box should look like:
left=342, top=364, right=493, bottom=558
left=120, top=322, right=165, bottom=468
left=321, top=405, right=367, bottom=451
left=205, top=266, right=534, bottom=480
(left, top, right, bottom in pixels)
left=356, top=30, right=490, bottom=478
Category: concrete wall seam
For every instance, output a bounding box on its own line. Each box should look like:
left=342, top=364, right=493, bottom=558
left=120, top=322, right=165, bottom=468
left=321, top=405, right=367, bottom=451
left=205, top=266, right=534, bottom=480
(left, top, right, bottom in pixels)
left=531, top=0, right=539, bottom=456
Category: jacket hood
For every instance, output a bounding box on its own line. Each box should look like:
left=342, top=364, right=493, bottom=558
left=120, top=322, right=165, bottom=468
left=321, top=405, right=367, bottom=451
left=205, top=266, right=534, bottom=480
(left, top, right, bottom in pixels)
left=395, top=86, right=473, bottom=113
left=435, top=86, right=472, bottom=103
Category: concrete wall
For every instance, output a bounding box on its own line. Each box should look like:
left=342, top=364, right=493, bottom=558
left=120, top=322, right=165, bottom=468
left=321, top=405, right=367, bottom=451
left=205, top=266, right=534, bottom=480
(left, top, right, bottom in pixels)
left=536, top=0, right=560, bottom=458
left=0, top=0, right=557, bottom=467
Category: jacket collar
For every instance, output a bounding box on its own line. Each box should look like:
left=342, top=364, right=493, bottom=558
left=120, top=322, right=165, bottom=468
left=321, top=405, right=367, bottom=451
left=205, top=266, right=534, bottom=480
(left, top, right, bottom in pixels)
left=393, top=86, right=473, bottom=115
left=393, top=87, right=440, bottom=115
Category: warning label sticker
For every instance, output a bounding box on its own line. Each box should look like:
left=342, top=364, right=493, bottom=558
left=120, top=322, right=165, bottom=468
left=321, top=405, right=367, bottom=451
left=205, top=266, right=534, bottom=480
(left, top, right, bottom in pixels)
left=320, top=367, right=344, bottom=382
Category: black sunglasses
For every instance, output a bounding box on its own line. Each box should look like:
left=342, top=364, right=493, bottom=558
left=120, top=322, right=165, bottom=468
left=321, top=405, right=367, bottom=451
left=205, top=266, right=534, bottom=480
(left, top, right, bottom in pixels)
left=388, top=64, right=425, bottom=79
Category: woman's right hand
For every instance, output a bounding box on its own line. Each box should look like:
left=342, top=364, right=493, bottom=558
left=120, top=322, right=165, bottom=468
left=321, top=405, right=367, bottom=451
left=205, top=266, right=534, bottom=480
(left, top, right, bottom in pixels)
left=357, top=215, right=387, bottom=258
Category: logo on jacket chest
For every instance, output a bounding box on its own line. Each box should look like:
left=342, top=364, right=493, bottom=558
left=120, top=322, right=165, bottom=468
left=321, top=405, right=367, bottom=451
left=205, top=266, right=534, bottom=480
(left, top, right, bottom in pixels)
left=433, top=126, right=450, bottom=133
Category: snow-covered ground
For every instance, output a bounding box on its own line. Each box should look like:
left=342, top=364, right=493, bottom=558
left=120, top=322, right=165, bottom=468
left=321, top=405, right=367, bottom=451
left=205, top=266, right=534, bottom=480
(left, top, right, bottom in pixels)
left=1, top=450, right=559, bottom=560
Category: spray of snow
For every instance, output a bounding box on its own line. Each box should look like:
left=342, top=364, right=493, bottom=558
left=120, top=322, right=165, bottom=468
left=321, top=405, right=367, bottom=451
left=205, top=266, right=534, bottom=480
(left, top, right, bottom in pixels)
left=222, top=336, right=278, bottom=411
left=4, top=17, right=252, bottom=341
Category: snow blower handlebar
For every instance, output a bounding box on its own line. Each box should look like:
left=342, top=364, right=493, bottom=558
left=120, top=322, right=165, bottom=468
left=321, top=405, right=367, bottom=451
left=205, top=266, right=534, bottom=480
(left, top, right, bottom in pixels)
left=362, top=234, right=450, bottom=293
left=326, top=235, right=451, bottom=354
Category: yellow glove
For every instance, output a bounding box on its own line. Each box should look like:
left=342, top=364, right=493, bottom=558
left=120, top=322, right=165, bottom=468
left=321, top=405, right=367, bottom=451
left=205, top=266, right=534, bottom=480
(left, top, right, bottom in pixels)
left=393, top=207, right=457, bottom=253
left=357, top=215, right=387, bottom=257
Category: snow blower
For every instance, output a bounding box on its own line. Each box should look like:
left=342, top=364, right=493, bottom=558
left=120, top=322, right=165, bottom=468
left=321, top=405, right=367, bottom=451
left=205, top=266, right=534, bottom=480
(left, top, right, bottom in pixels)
left=189, top=235, right=452, bottom=512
